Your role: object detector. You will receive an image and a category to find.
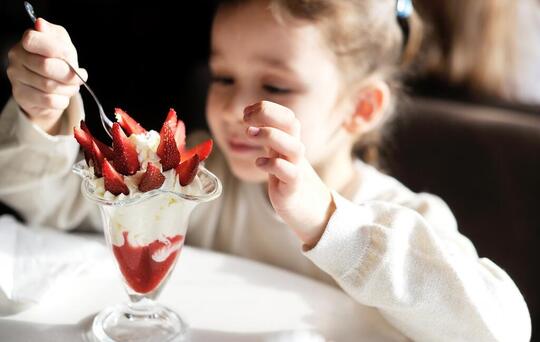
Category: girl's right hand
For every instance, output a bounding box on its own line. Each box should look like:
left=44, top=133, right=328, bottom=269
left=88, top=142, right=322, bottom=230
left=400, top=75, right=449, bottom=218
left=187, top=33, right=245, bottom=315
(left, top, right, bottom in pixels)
left=6, top=18, right=87, bottom=135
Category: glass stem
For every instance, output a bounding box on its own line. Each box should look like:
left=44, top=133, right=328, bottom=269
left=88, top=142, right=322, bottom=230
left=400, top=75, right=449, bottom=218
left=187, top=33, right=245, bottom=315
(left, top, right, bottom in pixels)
left=127, top=295, right=159, bottom=318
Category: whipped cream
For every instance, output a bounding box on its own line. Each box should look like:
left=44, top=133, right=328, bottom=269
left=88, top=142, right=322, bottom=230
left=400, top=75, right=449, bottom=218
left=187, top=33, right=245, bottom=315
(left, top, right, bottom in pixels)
left=107, top=193, right=196, bottom=249
left=88, top=130, right=203, bottom=249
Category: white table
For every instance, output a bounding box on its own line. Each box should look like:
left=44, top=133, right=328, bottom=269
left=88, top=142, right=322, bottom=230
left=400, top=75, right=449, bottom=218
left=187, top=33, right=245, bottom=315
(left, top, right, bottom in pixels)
left=0, top=239, right=405, bottom=342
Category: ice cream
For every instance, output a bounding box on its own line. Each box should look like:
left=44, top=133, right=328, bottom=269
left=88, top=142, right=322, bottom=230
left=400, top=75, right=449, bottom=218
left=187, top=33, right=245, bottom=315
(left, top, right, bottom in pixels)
left=74, top=108, right=214, bottom=293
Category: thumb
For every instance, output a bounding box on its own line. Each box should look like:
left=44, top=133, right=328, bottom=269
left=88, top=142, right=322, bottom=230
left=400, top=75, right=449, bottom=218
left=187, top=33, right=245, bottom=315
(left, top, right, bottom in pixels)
left=34, top=17, right=51, bottom=33
left=77, top=68, right=89, bottom=83
left=35, top=17, right=71, bottom=41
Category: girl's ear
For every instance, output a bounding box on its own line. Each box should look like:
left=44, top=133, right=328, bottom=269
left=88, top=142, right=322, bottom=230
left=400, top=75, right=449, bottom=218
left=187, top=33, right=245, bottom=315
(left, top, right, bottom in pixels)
left=343, top=80, right=390, bottom=134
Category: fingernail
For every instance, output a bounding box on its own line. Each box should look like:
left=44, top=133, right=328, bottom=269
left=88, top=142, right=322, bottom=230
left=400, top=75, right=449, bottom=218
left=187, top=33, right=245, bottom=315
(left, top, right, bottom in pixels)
left=247, top=126, right=260, bottom=136
left=256, top=157, right=268, bottom=166
left=244, top=103, right=258, bottom=115
left=79, top=68, right=88, bottom=82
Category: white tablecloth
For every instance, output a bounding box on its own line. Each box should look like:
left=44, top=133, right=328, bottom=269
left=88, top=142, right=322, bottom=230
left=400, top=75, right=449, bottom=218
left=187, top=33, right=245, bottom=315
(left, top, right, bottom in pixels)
left=0, top=225, right=404, bottom=342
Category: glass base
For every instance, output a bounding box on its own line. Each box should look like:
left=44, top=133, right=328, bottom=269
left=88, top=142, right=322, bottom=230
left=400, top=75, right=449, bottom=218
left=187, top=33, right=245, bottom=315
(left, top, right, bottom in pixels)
left=91, top=301, right=189, bottom=342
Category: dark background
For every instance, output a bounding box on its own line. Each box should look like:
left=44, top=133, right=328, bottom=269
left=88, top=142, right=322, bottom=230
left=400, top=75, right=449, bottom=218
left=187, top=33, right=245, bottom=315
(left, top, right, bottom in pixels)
left=1, top=0, right=217, bottom=140
left=1, top=0, right=539, bottom=335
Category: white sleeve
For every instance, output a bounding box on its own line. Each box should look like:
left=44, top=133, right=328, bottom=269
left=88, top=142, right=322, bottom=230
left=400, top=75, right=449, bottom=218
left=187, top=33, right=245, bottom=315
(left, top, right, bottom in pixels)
left=0, top=96, right=98, bottom=231
left=304, top=191, right=531, bottom=342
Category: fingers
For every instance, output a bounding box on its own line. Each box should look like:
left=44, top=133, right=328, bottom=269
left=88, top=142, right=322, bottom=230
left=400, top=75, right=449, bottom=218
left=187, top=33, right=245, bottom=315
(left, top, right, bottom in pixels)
left=246, top=126, right=304, bottom=163
left=244, top=101, right=300, bottom=137
left=243, top=101, right=306, bottom=188
left=13, top=82, right=71, bottom=112
left=35, top=18, right=72, bottom=42
left=22, top=28, right=76, bottom=63
left=7, top=64, right=80, bottom=96
left=243, top=101, right=305, bottom=183
left=256, top=157, right=299, bottom=185
left=12, top=16, right=83, bottom=76
left=6, top=20, right=81, bottom=133
left=10, top=43, right=84, bottom=85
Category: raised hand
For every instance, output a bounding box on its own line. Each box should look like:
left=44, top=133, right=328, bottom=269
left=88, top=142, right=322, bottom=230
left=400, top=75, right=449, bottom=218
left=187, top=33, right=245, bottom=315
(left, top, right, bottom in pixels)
left=6, top=18, right=87, bottom=134
left=243, top=101, right=335, bottom=248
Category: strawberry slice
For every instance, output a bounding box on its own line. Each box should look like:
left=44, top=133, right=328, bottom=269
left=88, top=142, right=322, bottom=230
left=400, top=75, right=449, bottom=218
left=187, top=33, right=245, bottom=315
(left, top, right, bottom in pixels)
left=74, top=122, right=93, bottom=151
left=90, top=140, right=106, bottom=177
left=103, top=158, right=129, bottom=195
left=157, top=120, right=181, bottom=171
left=164, top=108, right=177, bottom=131
left=79, top=120, right=114, bottom=160
left=162, top=108, right=186, bottom=151
left=138, top=162, right=165, bottom=192
left=175, top=119, right=186, bottom=151
left=94, top=139, right=115, bottom=161
left=180, top=139, right=213, bottom=163
left=115, top=108, right=147, bottom=136
left=73, top=126, right=93, bottom=165
left=112, top=122, right=141, bottom=176
left=176, top=154, right=200, bottom=186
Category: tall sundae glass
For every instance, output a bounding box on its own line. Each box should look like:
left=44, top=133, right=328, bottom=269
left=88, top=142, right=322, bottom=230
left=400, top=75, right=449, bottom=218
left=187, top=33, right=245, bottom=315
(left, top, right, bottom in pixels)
left=73, top=157, right=221, bottom=341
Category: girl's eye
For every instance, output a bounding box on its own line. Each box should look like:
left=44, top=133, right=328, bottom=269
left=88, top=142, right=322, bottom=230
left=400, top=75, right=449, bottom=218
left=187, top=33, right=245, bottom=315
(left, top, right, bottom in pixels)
left=211, top=76, right=234, bottom=85
left=263, top=84, right=291, bottom=94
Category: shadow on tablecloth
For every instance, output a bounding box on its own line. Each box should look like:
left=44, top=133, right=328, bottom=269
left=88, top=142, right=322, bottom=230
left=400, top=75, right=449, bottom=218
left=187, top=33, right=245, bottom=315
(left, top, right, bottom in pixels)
left=0, top=316, right=327, bottom=342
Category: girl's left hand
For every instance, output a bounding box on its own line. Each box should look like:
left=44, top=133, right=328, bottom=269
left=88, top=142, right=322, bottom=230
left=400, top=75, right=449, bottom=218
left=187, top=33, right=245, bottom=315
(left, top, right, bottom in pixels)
left=244, top=101, right=336, bottom=249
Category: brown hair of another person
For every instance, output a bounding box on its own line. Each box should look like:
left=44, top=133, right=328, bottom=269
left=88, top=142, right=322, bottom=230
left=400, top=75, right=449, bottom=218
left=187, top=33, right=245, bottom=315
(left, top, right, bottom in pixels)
left=414, top=0, right=517, bottom=99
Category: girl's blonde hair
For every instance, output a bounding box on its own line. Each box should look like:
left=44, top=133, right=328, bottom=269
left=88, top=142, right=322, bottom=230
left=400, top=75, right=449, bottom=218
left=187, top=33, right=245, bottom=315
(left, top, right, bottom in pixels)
left=217, top=0, right=423, bottom=165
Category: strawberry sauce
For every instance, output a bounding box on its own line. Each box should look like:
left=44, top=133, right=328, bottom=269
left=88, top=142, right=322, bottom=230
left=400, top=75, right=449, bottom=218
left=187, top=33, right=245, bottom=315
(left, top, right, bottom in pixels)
left=112, top=232, right=184, bottom=294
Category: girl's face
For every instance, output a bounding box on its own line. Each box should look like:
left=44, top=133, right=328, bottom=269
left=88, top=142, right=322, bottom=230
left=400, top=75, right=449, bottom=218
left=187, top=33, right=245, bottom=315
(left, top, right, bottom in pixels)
left=206, top=0, right=347, bottom=182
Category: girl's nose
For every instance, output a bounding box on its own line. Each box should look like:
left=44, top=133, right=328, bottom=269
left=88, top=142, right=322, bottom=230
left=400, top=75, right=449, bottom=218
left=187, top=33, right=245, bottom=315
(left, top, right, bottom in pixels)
left=222, top=88, right=257, bottom=123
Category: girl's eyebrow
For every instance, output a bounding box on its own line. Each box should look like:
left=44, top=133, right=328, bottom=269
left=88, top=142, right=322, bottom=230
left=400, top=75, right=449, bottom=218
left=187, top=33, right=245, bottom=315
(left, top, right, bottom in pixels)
left=208, top=48, right=301, bottom=81
left=253, top=54, right=294, bottom=73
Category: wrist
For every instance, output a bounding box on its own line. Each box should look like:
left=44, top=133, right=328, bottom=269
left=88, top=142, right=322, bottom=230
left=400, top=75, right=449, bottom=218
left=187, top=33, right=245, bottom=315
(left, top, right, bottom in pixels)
left=20, top=107, right=64, bottom=136
left=43, top=117, right=63, bottom=135
left=302, top=189, right=336, bottom=250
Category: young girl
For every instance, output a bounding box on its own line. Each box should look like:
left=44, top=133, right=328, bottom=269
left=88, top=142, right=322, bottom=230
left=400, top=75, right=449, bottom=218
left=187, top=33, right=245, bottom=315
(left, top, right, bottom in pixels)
left=0, top=0, right=531, bottom=340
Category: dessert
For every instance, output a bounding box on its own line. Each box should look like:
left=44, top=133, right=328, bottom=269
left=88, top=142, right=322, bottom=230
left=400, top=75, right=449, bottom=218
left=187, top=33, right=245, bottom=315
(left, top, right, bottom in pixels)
left=74, top=108, right=213, bottom=294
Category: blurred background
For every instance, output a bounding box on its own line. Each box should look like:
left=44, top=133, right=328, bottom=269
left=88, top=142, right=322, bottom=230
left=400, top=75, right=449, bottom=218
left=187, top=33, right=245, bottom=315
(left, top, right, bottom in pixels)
left=1, top=0, right=539, bottom=334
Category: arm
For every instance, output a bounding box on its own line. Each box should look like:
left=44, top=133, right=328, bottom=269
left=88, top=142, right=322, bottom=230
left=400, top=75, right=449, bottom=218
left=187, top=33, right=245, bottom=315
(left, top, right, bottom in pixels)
left=0, top=18, right=98, bottom=230
left=243, top=100, right=530, bottom=341
left=304, top=191, right=532, bottom=342
left=0, top=96, right=96, bottom=230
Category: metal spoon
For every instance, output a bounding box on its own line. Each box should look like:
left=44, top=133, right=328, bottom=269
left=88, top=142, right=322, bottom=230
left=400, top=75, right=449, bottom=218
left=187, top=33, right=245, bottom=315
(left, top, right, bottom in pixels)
left=24, top=1, right=113, bottom=138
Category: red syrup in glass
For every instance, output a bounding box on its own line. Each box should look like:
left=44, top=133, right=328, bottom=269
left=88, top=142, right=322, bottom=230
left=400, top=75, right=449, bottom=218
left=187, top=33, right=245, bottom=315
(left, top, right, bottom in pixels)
left=112, top=232, right=184, bottom=293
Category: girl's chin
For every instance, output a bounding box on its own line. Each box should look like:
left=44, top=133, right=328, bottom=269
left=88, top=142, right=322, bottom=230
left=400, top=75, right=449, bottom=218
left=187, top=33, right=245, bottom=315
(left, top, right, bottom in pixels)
left=227, top=157, right=268, bottom=183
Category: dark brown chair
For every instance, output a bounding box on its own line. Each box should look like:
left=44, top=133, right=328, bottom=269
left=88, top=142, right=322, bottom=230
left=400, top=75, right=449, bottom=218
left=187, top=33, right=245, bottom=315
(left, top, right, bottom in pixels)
left=384, top=96, right=540, bottom=331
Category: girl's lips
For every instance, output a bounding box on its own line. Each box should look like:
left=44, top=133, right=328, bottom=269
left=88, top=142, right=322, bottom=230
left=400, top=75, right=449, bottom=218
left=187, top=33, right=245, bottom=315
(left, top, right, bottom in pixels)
left=228, top=138, right=263, bottom=154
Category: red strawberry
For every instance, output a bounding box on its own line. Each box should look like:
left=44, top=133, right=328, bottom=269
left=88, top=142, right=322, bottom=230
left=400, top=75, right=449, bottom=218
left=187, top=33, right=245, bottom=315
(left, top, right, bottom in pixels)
left=163, top=108, right=186, bottom=149
left=76, top=122, right=92, bottom=148
left=164, top=108, right=177, bottom=131
left=176, top=154, right=200, bottom=186
left=102, top=158, right=129, bottom=195
left=175, top=119, right=186, bottom=151
left=80, top=120, right=92, bottom=135
left=78, top=120, right=114, bottom=160
left=180, top=139, right=213, bottom=163
left=157, top=120, right=181, bottom=171
left=162, top=108, right=186, bottom=151
left=94, top=139, right=114, bottom=161
left=115, top=108, right=147, bottom=136
left=112, top=122, right=141, bottom=175
left=90, top=140, right=106, bottom=177
left=73, top=126, right=93, bottom=165
left=138, top=162, right=165, bottom=192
